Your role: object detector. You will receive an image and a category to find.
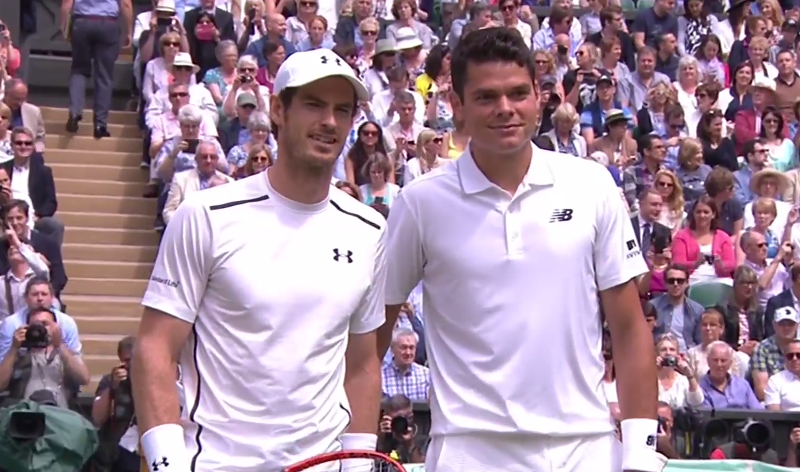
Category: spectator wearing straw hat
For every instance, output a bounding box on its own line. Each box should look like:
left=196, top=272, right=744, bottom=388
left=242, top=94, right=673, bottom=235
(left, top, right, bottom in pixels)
left=743, top=167, right=793, bottom=236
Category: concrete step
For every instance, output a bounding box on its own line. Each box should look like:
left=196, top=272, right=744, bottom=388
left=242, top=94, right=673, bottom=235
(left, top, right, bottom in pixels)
left=57, top=179, right=147, bottom=198
left=52, top=163, right=148, bottom=182
left=86, top=354, right=122, bottom=376
left=82, top=334, right=127, bottom=356
left=62, top=295, right=144, bottom=319
left=77, top=318, right=140, bottom=340
left=63, top=243, right=158, bottom=263
left=45, top=121, right=141, bottom=139
left=66, top=260, right=151, bottom=279
left=64, top=227, right=161, bottom=246
left=59, top=211, right=154, bottom=230
left=47, top=148, right=143, bottom=167
left=40, top=107, right=139, bottom=126
left=59, top=194, right=157, bottom=216
left=64, top=277, right=148, bottom=298
left=46, top=135, right=143, bottom=153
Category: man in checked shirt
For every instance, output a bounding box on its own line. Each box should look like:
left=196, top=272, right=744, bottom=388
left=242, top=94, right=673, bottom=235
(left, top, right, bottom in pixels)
left=382, top=327, right=431, bottom=402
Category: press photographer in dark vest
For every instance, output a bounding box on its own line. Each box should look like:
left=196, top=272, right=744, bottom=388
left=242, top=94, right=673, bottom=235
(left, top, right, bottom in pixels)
left=0, top=306, right=89, bottom=407
left=91, top=336, right=141, bottom=472
left=377, top=394, right=427, bottom=463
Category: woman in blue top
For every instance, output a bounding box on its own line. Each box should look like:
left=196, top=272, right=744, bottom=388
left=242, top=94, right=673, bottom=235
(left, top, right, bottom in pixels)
left=359, top=153, right=401, bottom=207
left=736, top=197, right=786, bottom=264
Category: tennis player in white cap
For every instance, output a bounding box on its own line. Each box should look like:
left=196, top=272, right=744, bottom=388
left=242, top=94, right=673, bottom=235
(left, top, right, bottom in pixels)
left=132, top=49, right=386, bottom=472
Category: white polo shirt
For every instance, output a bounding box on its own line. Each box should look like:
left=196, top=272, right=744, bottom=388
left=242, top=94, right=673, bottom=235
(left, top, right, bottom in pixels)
left=765, top=369, right=800, bottom=411
left=385, top=144, right=647, bottom=439
left=141, top=170, right=387, bottom=471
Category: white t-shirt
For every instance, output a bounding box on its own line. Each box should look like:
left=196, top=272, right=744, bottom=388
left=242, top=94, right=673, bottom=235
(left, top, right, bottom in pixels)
left=385, top=145, right=648, bottom=441
left=765, top=369, right=800, bottom=411
left=141, top=171, right=387, bottom=471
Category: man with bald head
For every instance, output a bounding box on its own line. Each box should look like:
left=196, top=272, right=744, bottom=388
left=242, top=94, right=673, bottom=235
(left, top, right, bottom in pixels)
left=3, top=79, right=45, bottom=153
left=699, top=341, right=762, bottom=410
left=244, top=13, right=296, bottom=67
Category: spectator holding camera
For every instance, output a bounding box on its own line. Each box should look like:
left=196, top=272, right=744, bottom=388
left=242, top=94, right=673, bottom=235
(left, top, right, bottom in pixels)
left=142, top=30, right=193, bottom=108
left=154, top=105, right=227, bottom=185
left=377, top=394, right=426, bottom=463
left=0, top=306, right=89, bottom=408
left=91, top=336, right=141, bottom=472
left=0, top=219, right=51, bottom=321
left=655, top=333, right=705, bottom=409
left=221, top=55, right=271, bottom=119
left=739, top=230, right=793, bottom=309
left=382, top=327, right=429, bottom=401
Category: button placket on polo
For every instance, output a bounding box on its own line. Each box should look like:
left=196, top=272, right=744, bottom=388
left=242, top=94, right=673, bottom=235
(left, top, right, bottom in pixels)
left=501, top=197, right=524, bottom=258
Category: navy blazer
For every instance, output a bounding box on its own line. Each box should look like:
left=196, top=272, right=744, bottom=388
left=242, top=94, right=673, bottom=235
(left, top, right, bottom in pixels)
left=764, top=289, right=795, bottom=338
left=0, top=230, right=68, bottom=296
left=1, top=154, right=58, bottom=218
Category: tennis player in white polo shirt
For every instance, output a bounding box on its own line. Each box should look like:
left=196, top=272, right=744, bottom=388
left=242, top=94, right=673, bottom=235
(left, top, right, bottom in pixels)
left=132, top=49, right=386, bottom=472
left=381, top=28, right=666, bottom=472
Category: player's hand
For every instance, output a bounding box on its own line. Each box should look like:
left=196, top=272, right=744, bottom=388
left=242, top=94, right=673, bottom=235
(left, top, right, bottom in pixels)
left=111, top=364, right=128, bottom=389
left=378, top=415, right=392, bottom=434
left=12, top=326, right=26, bottom=349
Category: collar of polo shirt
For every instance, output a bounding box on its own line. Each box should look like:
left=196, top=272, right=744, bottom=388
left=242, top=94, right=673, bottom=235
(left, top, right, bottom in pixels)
left=457, top=143, right=555, bottom=195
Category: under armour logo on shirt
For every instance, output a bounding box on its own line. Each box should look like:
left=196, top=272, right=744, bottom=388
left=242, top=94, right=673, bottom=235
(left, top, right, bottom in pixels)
left=549, top=209, right=574, bottom=223
left=320, top=55, right=342, bottom=67
left=152, top=458, right=170, bottom=471
left=333, top=248, right=353, bottom=263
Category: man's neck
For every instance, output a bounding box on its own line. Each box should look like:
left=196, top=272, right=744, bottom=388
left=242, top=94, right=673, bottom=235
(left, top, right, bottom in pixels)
left=712, top=195, right=727, bottom=209
left=355, top=12, right=368, bottom=22
left=710, top=374, right=729, bottom=390
left=658, top=50, right=672, bottom=61
left=556, top=129, right=571, bottom=141
left=398, top=120, right=414, bottom=132
left=747, top=256, right=767, bottom=268
left=393, top=360, right=411, bottom=374
left=13, top=156, right=29, bottom=167
left=267, top=32, right=282, bottom=42
left=639, top=71, right=654, bottom=82
left=749, top=161, right=765, bottom=173
left=643, top=158, right=660, bottom=173
left=471, top=140, right=532, bottom=195
left=599, top=100, right=614, bottom=111
left=268, top=155, right=331, bottom=205
left=668, top=294, right=684, bottom=305
left=504, top=17, right=518, bottom=26
left=10, top=263, right=28, bottom=279
left=780, top=71, right=796, bottom=83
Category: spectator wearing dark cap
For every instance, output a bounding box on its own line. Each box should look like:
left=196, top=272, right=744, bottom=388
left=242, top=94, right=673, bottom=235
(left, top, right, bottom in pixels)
left=769, top=19, right=799, bottom=63
left=589, top=109, right=638, bottom=167
left=534, top=74, right=560, bottom=136
left=631, top=0, right=679, bottom=51
left=712, top=0, right=751, bottom=56
left=655, top=33, right=681, bottom=81
left=579, top=73, right=635, bottom=147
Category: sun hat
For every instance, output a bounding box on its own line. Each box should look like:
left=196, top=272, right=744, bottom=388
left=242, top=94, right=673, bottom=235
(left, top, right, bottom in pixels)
left=604, top=109, right=629, bottom=127
left=752, top=76, right=777, bottom=93
left=749, top=167, right=790, bottom=194
left=172, top=52, right=200, bottom=74
left=273, top=49, right=369, bottom=101
left=375, top=39, right=399, bottom=55
left=395, top=27, right=423, bottom=50
left=156, top=0, right=176, bottom=13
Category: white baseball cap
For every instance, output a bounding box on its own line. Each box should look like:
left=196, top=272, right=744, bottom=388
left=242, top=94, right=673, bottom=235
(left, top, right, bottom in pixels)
left=273, top=49, right=369, bottom=102
left=775, top=306, right=799, bottom=324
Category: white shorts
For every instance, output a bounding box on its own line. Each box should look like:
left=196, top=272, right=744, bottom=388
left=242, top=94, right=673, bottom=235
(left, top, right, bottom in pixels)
left=425, top=432, right=622, bottom=472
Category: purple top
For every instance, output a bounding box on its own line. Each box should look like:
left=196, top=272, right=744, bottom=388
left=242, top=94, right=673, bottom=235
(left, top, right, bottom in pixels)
left=700, top=374, right=763, bottom=410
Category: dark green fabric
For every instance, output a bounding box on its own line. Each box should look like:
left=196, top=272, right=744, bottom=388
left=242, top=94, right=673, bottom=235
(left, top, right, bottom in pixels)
left=0, top=400, right=98, bottom=472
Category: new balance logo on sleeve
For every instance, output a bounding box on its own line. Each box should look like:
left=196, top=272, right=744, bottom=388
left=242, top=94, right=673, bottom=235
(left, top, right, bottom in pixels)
left=549, top=209, right=574, bottom=223
left=151, top=458, right=170, bottom=471
left=332, top=249, right=354, bottom=263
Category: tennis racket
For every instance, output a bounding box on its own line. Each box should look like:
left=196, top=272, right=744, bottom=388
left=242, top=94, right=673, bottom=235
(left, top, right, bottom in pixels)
left=283, top=450, right=407, bottom=472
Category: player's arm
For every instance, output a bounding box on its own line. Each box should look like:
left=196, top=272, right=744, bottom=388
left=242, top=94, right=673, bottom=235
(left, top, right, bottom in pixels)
left=342, top=225, right=388, bottom=456
left=132, top=197, right=214, bottom=472
left=594, top=172, right=663, bottom=472
left=379, top=192, right=425, bottom=358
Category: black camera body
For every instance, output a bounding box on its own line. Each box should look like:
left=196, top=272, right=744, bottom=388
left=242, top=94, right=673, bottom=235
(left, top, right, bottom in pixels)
left=113, top=362, right=135, bottom=420
left=660, top=356, right=678, bottom=368
left=22, top=323, right=49, bottom=349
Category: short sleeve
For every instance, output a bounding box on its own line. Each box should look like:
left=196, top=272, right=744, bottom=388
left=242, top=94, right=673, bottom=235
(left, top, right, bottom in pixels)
left=764, top=374, right=781, bottom=406
left=385, top=191, right=425, bottom=306
left=350, top=225, right=388, bottom=334
left=579, top=111, right=593, bottom=130
left=594, top=170, right=648, bottom=291
left=141, top=195, right=213, bottom=324
left=95, top=374, right=112, bottom=397
left=750, top=344, right=768, bottom=372
left=631, top=11, right=649, bottom=34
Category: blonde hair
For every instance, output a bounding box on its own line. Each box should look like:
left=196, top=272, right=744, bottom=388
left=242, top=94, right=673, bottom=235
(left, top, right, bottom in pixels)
left=415, top=129, right=438, bottom=157
left=654, top=169, right=685, bottom=215
left=655, top=333, right=679, bottom=353
left=0, top=103, right=10, bottom=119
left=551, top=103, right=579, bottom=128
left=244, top=0, right=265, bottom=10
left=532, top=49, right=556, bottom=75
left=677, top=137, right=703, bottom=169
left=760, top=0, right=784, bottom=28
left=359, top=17, right=379, bottom=32
left=749, top=36, right=769, bottom=50
left=647, top=81, right=677, bottom=107
left=752, top=196, right=778, bottom=218
left=159, top=31, right=181, bottom=53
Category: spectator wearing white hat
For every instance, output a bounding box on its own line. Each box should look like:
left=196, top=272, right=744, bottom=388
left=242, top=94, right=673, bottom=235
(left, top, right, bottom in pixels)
left=734, top=76, right=786, bottom=155
left=765, top=333, right=800, bottom=411
left=145, top=52, right=218, bottom=129
left=133, top=0, right=186, bottom=90
left=393, top=27, right=428, bottom=81
left=753, top=302, right=800, bottom=401
left=386, top=1, right=435, bottom=50
left=142, top=29, right=195, bottom=107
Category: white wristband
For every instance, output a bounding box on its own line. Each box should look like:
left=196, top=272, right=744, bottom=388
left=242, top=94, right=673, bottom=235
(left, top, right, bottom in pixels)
left=340, top=433, right=378, bottom=451
left=621, top=419, right=665, bottom=472
left=141, top=423, right=191, bottom=472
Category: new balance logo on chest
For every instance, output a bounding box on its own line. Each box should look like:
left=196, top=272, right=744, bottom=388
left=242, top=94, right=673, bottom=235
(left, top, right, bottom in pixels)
left=549, top=209, right=574, bottom=223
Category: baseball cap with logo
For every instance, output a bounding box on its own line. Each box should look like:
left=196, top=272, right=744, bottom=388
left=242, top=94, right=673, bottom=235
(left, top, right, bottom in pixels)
left=273, top=49, right=369, bottom=102
left=784, top=18, right=799, bottom=30
left=775, top=306, right=799, bottom=324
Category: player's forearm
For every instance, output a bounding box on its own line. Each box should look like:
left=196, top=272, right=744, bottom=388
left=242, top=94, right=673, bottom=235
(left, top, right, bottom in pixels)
left=613, top=317, right=658, bottom=420
left=344, top=354, right=381, bottom=434
left=131, top=342, right=182, bottom=431
left=377, top=304, right=402, bottom=359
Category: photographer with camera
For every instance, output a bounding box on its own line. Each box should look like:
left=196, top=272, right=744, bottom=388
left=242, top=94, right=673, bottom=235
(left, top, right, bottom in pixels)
left=90, top=336, right=140, bottom=472
left=221, top=55, right=271, bottom=119
left=0, top=306, right=89, bottom=407
left=709, top=420, right=780, bottom=464
left=376, top=394, right=426, bottom=464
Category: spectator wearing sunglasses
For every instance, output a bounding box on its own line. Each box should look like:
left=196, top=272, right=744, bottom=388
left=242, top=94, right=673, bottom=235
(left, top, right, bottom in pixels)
left=765, top=336, right=800, bottom=410
left=760, top=106, right=797, bottom=171
left=753, top=301, right=800, bottom=400
left=334, top=0, right=388, bottom=46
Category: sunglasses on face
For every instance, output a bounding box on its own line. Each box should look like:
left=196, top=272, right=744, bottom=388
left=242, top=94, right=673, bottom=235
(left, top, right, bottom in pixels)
left=670, top=123, right=685, bottom=129
left=787, top=352, right=800, bottom=360
left=174, top=66, right=193, bottom=72
left=251, top=155, right=270, bottom=162
left=432, top=137, right=443, bottom=143
left=535, top=59, right=548, bottom=65
left=170, top=92, right=189, bottom=98
left=501, top=4, right=516, bottom=10
left=361, top=130, right=378, bottom=137
left=300, top=1, right=317, bottom=5
left=666, top=277, right=686, bottom=285
left=765, top=118, right=779, bottom=124
left=361, top=30, right=378, bottom=36
left=163, top=41, right=180, bottom=47
left=657, top=181, right=674, bottom=188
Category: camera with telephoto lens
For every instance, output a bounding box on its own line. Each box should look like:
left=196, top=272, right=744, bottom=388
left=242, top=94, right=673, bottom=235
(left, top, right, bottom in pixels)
left=660, top=356, right=678, bottom=368
left=114, top=360, right=136, bottom=419
left=22, top=323, right=49, bottom=349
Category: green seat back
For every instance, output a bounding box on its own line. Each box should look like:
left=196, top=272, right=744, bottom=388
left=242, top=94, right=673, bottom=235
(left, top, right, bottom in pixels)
left=687, top=282, right=733, bottom=309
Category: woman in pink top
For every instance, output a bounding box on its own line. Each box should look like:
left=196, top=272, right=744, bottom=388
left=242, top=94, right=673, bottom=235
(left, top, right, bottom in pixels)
left=672, top=195, right=736, bottom=283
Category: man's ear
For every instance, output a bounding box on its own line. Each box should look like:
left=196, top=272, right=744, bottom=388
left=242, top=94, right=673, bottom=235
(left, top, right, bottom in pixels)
left=269, top=95, right=284, bottom=129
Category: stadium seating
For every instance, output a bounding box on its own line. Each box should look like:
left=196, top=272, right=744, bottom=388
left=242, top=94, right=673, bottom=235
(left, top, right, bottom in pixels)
left=687, top=282, right=733, bottom=309
left=42, top=106, right=157, bottom=392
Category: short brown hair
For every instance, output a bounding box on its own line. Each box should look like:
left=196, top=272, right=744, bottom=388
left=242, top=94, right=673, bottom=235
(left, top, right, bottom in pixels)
left=599, top=36, right=622, bottom=55
left=361, top=153, right=393, bottom=181
left=550, top=5, right=572, bottom=25
left=391, top=0, right=417, bottom=19
left=599, top=4, right=623, bottom=28
left=704, top=166, right=734, bottom=197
